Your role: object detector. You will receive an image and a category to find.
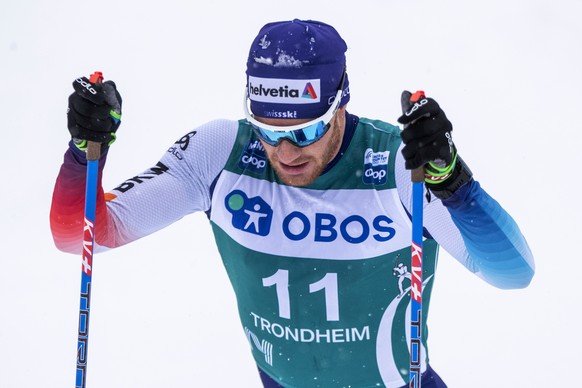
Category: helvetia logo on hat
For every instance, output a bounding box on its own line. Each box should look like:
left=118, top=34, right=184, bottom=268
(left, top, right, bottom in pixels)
left=248, top=76, right=320, bottom=104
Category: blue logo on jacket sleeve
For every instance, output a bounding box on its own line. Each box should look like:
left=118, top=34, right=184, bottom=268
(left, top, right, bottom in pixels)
left=225, top=190, right=273, bottom=236
left=362, top=148, right=389, bottom=185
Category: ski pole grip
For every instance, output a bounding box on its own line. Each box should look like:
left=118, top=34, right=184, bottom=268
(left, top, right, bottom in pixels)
left=86, top=71, right=104, bottom=161
left=411, top=166, right=424, bottom=183
left=409, top=90, right=426, bottom=183
left=86, top=141, right=101, bottom=161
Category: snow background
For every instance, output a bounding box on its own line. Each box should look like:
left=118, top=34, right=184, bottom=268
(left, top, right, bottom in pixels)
left=1, top=0, right=579, bottom=387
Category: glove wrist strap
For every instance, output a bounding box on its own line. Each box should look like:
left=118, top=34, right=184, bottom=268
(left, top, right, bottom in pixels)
left=425, top=154, right=473, bottom=200
left=71, top=135, right=115, bottom=155
left=424, top=150, right=458, bottom=185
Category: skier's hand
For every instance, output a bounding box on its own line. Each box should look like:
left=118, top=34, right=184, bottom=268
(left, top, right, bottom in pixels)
left=67, top=76, right=122, bottom=151
left=397, top=90, right=454, bottom=170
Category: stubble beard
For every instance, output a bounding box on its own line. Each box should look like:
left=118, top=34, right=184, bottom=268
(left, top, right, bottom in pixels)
left=268, top=124, right=342, bottom=187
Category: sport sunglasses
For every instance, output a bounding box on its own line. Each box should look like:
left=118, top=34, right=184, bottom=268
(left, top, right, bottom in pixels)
left=243, top=71, right=346, bottom=148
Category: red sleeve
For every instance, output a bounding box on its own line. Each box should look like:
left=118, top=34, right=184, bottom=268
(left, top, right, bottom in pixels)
left=50, top=146, right=124, bottom=254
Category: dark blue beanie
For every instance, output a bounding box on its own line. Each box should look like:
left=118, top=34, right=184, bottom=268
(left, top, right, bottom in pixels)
left=246, top=19, right=350, bottom=119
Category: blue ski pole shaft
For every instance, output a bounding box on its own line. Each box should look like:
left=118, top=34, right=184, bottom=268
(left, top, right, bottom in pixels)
left=409, top=166, right=424, bottom=388
left=76, top=71, right=103, bottom=388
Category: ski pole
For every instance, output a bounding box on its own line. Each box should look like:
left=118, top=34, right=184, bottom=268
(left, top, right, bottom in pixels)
left=408, top=90, right=426, bottom=388
left=76, top=71, right=103, bottom=388
left=409, top=165, right=424, bottom=387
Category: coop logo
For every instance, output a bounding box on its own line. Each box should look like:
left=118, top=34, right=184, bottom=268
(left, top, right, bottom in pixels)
left=363, top=148, right=389, bottom=185
left=239, top=140, right=267, bottom=173
left=248, top=76, right=321, bottom=104
left=225, top=190, right=273, bottom=236
left=224, top=190, right=397, bottom=243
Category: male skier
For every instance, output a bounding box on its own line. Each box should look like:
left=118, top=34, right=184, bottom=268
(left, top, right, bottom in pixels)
left=51, top=19, right=535, bottom=388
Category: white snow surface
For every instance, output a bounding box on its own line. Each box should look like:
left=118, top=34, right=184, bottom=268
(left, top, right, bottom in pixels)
left=1, top=0, right=580, bottom=387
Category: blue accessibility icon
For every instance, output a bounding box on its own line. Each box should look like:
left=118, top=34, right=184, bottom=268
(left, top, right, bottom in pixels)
left=225, top=190, right=273, bottom=236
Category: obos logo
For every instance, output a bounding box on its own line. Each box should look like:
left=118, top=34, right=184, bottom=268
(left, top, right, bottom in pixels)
left=363, top=148, right=389, bottom=185
left=239, top=140, right=267, bottom=173
left=225, top=190, right=273, bottom=236
left=224, top=190, right=397, bottom=244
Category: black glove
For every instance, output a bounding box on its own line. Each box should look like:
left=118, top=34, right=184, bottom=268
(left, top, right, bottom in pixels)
left=397, top=90, right=454, bottom=170
left=398, top=90, right=472, bottom=199
left=67, top=76, right=122, bottom=151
